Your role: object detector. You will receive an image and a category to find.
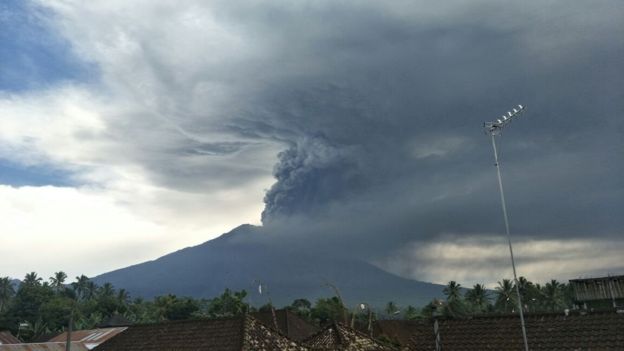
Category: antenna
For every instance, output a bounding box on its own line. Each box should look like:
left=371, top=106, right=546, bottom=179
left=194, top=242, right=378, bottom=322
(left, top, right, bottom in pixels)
left=483, top=104, right=530, bottom=351
left=484, top=104, right=525, bottom=135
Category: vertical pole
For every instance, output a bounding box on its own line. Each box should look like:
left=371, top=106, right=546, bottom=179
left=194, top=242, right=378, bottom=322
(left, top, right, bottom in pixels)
left=490, top=134, right=529, bottom=351
left=367, top=308, right=372, bottom=337
left=65, top=313, right=73, bottom=351
left=434, top=319, right=441, bottom=351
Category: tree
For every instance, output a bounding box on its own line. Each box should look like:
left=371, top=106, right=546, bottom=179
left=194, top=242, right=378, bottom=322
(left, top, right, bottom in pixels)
left=99, top=283, right=116, bottom=298
left=542, top=279, right=565, bottom=312
left=49, top=272, right=67, bottom=293
left=72, top=275, right=90, bottom=300
left=0, top=277, right=15, bottom=313
left=154, top=295, right=198, bottom=321
left=289, top=299, right=312, bottom=318
left=23, top=272, right=42, bottom=287
left=206, top=289, right=250, bottom=318
left=384, top=301, right=399, bottom=318
left=443, top=281, right=462, bottom=301
left=442, top=281, right=467, bottom=318
left=403, top=305, right=421, bottom=320
left=495, top=279, right=516, bottom=313
left=6, top=278, right=54, bottom=340
left=465, top=283, right=489, bottom=313
left=311, top=297, right=346, bottom=325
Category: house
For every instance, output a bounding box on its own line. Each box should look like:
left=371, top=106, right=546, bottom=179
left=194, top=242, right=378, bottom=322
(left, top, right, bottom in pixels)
left=407, top=310, right=624, bottom=350
left=303, top=323, right=397, bottom=351
left=569, top=275, right=624, bottom=309
left=48, top=327, right=127, bottom=350
left=252, top=309, right=319, bottom=341
left=373, top=320, right=423, bottom=350
left=93, top=315, right=307, bottom=351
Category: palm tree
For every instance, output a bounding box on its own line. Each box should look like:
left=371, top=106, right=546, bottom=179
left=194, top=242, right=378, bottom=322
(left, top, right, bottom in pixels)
left=465, top=283, right=489, bottom=313
left=117, top=289, right=130, bottom=306
left=542, top=279, right=564, bottom=312
left=0, top=277, right=15, bottom=312
left=72, top=275, right=90, bottom=299
left=23, top=272, right=42, bottom=286
left=49, top=271, right=67, bottom=292
left=99, top=283, right=116, bottom=298
left=443, top=281, right=466, bottom=318
left=495, top=279, right=515, bottom=313
left=443, top=281, right=462, bottom=302
left=85, top=281, right=98, bottom=300
left=384, top=301, right=399, bottom=318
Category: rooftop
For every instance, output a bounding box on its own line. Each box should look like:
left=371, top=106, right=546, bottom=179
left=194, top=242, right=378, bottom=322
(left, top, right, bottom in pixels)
left=408, top=310, right=624, bottom=350
left=93, top=315, right=306, bottom=351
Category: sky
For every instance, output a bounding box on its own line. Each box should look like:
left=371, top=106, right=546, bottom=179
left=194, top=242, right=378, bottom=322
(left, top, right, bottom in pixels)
left=0, top=0, right=622, bottom=287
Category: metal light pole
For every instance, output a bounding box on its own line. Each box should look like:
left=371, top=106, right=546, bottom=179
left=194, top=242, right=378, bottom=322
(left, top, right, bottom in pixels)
left=484, top=105, right=529, bottom=351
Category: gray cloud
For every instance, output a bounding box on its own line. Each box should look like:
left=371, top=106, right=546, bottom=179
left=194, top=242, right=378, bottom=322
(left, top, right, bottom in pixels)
left=23, top=0, right=624, bottom=283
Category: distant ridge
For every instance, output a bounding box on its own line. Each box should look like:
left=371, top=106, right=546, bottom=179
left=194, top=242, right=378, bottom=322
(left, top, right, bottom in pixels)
left=93, top=225, right=444, bottom=308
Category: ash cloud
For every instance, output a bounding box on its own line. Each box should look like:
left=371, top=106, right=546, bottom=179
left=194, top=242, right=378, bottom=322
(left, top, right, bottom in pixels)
left=10, top=0, right=623, bottom=282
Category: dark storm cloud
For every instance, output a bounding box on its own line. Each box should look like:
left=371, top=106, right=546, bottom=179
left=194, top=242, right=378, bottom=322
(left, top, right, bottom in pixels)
left=209, top=0, right=624, bottom=248
left=102, top=0, right=622, bottom=243
left=35, top=0, right=622, bottom=281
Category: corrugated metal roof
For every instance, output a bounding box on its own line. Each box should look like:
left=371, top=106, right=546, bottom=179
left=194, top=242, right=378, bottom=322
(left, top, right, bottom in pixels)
left=48, top=327, right=126, bottom=348
left=0, top=332, right=21, bottom=345
left=0, top=342, right=89, bottom=351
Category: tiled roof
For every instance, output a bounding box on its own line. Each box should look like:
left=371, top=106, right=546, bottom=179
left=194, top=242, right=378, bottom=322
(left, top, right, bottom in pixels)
left=408, top=310, right=624, bottom=350
left=252, top=309, right=319, bottom=341
left=0, top=342, right=89, bottom=351
left=49, top=328, right=126, bottom=350
left=0, top=332, right=20, bottom=345
left=373, top=320, right=423, bottom=348
left=93, top=315, right=307, bottom=351
left=304, top=323, right=397, bottom=351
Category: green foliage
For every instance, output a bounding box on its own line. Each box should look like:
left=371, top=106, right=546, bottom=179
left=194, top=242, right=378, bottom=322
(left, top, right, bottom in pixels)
left=311, top=296, right=346, bottom=325
left=402, top=305, right=422, bottom=320
left=465, top=283, right=489, bottom=314
left=495, top=279, right=516, bottom=313
left=205, top=289, right=250, bottom=318
left=0, top=270, right=581, bottom=340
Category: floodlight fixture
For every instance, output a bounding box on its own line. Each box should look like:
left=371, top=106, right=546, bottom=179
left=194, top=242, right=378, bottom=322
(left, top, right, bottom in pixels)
left=483, top=104, right=529, bottom=351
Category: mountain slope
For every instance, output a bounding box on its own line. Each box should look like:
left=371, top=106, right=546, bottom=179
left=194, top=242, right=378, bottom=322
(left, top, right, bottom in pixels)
left=93, top=225, right=444, bottom=307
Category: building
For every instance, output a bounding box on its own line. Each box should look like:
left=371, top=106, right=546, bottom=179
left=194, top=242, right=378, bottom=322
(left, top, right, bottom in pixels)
left=252, top=309, right=319, bottom=341
left=407, top=310, right=624, bottom=350
left=0, top=332, right=20, bottom=345
left=303, top=323, right=397, bottom=351
left=48, top=327, right=127, bottom=350
left=93, top=315, right=307, bottom=351
left=0, top=342, right=89, bottom=351
left=373, top=320, right=423, bottom=350
left=569, top=275, right=624, bottom=309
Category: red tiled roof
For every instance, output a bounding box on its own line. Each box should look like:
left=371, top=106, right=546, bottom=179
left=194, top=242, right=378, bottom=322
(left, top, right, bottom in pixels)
left=252, top=309, right=319, bottom=341
left=93, top=315, right=307, bottom=351
left=408, top=311, right=624, bottom=350
left=304, top=323, right=397, bottom=351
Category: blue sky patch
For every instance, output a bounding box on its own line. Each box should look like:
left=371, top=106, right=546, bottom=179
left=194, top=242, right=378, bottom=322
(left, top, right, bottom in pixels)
left=0, top=0, right=96, bottom=92
left=0, top=158, right=76, bottom=187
